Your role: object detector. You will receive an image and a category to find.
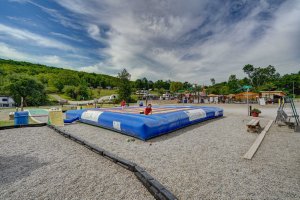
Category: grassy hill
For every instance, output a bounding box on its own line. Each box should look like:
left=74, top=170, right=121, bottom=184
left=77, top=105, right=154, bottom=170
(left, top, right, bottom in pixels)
left=0, top=59, right=120, bottom=91
left=0, top=59, right=125, bottom=104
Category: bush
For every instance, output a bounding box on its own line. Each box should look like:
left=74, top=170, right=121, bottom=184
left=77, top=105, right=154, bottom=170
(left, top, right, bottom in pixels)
left=251, top=108, right=261, bottom=113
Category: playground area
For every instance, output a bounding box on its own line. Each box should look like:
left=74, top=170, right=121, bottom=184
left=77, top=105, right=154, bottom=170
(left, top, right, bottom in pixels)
left=0, top=102, right=300, bottom=199
left=65, top=105, right=223, bottom=140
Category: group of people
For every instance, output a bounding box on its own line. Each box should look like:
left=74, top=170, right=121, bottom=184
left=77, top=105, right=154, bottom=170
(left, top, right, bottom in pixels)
left=120, top=100, right=152, bottom=115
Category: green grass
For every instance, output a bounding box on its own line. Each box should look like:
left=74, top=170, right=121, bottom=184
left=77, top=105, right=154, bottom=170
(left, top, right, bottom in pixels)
left=0, top=118, right=42, bottom=126
left=150, top=90, right=160, bottom=95
left=0, top=120, right=14, bottom=126
left=47, top=94, right=59, bottom=102
left=58, top=93, right=75, bottom=100
left=92, top=89, right=118, bottom=98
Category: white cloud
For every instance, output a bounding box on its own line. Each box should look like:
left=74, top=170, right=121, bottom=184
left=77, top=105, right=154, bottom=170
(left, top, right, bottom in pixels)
left=6, top=16, right=38, bottom=26
left=0, top=42, right=72, bottom=67
left=87, top=24, right=99, bottom=37
left=7, top=0, right=300, bottom=83
left=0, top=24, right=75, bottom=51
left=50, top=32, right=82, bottom=42
left=86, top=24, right=106, bottom=43
left=26, top=1, right=83, bottom=30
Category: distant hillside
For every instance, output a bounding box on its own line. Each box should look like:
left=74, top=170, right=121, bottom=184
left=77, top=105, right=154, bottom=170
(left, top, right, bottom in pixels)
left=1, top=59, right=299, bottom=99
left=0, top=59, right=120, bottom=92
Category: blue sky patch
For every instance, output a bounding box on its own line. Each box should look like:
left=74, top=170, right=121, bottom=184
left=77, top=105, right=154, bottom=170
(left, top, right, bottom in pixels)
left=0, top=0, right=299, bottom=83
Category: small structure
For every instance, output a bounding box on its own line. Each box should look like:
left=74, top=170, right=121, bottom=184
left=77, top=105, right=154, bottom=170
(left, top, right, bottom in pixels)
left=208, top=94, right=219, bottom=103
left=226, top=94, right=236, bottom=103
left=234, top=92, right=259, bottom=103
left=0, top=96, right=15, bottom=107
left=260, top=91, right=285, bottom=103
left=59, top=99, right=68, bottom=105
left=48, top=108, right=64, bottom=127
left=143, top=94, right=158, bottom=100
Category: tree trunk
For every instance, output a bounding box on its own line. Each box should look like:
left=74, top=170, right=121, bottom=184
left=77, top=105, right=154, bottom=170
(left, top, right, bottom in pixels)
left=21, top=96, right=24, bottom=111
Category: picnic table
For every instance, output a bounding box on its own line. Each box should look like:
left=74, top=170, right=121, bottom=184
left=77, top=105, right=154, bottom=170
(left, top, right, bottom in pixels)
left=247, top=119, right=261, bottom=133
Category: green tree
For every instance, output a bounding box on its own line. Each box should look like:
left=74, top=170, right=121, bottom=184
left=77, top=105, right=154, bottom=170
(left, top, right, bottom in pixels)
left=154, top=80, right=170, bottom=90
left=154, top=80, right=164, bottom=89
left=210, top=78, right=215, bottom=86
left=141, top=77, right=148, bottom=89
left=63, top=85, right=77, bottom=99
left=117, top=68, right=132, bottom=102
left=220, top=85, right=230, bottom=95
left=243, top=64, right=254, bottom=85
left=228, top=74, right=239, bottom=93
left=170, top=81, right=183, bottom=93
left=76, top=84, right=90, bottom=100
left=7, top=76, right=47, bottom=106
left=276, top=73, right=300, bottom=96
left=52, top=78, right=64, bottom=92
left=0, top=67, right=5, bottom=86
left=148, top=80, right=154, bottom=90
left=183, top=81, right=192, bottom=90
left=157, top=88, right=165, bottom=96
left=135, top=79, right=143, bottom=90
left=243, top=64, right=280, bottom=88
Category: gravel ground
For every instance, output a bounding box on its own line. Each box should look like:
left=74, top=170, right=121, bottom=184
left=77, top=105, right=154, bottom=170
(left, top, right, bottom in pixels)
left=0, top=127, right=154, bottom=200
left=61, top=113, right=300, bottom=199
left=1, top=103, right=299, bottom=199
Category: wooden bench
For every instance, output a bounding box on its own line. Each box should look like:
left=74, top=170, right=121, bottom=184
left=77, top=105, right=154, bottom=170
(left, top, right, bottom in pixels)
left=247, top=119, right=261, bottom=133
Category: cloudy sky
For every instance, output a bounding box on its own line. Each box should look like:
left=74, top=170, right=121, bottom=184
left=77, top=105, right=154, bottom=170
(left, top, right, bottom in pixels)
left=0, top=0, right=299, bottom=84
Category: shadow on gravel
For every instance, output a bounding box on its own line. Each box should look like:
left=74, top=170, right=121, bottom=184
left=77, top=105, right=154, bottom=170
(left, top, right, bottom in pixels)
left=0, top=154, right=48, bottom=185
left=149, top=116, right=226, bottom=143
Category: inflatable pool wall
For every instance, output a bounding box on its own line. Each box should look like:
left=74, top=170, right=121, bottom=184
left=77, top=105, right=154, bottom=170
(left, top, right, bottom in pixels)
left=65, top=106, right=223, bottom=140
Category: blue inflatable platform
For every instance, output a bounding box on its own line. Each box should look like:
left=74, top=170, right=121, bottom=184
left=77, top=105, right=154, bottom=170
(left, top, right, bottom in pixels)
left=65, top=105, right=223, bottom=140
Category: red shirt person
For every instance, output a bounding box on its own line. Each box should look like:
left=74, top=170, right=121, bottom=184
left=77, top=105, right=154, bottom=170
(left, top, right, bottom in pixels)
left=144, top=104, right=152, bottom=115
left=121, top=100, right=126, bottom=109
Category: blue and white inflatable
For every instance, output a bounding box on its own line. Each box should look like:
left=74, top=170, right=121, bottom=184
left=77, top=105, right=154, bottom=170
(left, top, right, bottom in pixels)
left=65, top=105, right=223, bottom=140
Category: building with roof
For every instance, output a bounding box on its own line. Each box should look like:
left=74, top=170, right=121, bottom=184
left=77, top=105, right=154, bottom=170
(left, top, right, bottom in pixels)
left=234, top=92, right=259, bottom=102
left=0, top=96, right=15, bottom=107
left=260, top=91, right=286, bottom=103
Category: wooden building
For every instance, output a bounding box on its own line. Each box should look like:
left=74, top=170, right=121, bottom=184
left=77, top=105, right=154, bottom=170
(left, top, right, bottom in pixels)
left=260, top=91, right=286, bottom=103
left=234, top=92, right=259, bottom=102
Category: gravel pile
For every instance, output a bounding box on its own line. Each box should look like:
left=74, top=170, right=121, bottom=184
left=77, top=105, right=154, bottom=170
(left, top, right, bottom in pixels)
left=0, top=127, right=154, bottom=200
left=61, top=115, right=300, bottom=199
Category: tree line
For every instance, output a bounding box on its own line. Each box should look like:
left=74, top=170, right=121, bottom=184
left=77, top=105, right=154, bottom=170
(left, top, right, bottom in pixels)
left=206, top=65, right=300, bottom=96
left=0, top=58, right=299, bottom=106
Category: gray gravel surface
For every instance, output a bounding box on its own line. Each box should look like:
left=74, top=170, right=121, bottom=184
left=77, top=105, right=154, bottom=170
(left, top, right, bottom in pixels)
left=0, top=127, right=154, bottom=200
left=61, top=115, right=300, bottom=199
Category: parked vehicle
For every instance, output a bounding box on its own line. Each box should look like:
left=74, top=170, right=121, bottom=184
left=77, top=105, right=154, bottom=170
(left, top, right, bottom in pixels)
left=142, top=94, right=158, bottom=100
left=108, top=94, right=118, bottom=102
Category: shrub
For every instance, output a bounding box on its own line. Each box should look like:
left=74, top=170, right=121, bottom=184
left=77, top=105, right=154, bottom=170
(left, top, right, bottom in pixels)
left=251, top=108, right=261, bottom=113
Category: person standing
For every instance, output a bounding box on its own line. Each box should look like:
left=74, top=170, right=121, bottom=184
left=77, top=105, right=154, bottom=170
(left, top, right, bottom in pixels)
left=121, top=99, right=126, bottom=110
left=144, top=104, right=152, bottom=115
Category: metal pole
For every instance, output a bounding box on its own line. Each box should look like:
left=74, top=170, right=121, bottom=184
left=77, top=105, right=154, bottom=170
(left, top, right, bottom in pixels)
left=198, top=89, right=200, bottom=104
left=247, top=88, right=249, bottom=116
left=293, top=81, right=295, bottom=99
left=145, top=90, right=148, bottom=106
